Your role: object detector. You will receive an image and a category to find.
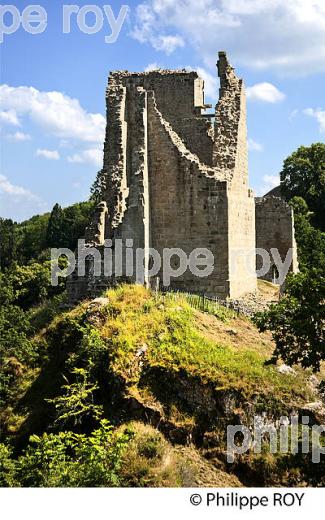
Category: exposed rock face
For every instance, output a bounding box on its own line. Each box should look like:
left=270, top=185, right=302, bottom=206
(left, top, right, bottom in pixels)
left=67, top=52, right=297, bottom=304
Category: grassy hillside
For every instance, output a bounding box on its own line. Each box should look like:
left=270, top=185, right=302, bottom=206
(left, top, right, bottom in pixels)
left=1, top=284, right=324, bottom=487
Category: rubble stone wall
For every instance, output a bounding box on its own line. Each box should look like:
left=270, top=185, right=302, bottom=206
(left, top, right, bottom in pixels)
left=255, top=197, right=299, bottom=283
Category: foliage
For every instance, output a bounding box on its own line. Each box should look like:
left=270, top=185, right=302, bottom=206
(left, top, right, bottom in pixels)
left=47, top=368, right=103, bottom=427
left=16, top=213, right=50, bottom=265
left=0, top=271, right=31, bottom=404
left=4, top=261, right=65, bottom=310
left=0, top=420, right=130, bottom=487
left=46, top=203, right=64, bottom=248
left=0, top=444, right=17, bottom=487
left=260, top=145, right=325, bottom=372
left=289, top=196, right=325, bottom=270
left=280, top=143, right=325, bottom=231
left=0, top=262, right=66, bottom=408
left=0, top=200, right=94, bottom=269
left=255, top=268, right=325, bottom=371
left=90, top=169, right=107, bottom=204
left=56, top=201, right=94, bottom=250
left=28, top=293, right=67, bottom=333
left=0, top=275, right=33, bottom=361
left=0, top=218, right=17, bottom=270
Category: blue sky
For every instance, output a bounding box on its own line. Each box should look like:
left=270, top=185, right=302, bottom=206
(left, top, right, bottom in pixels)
left=1, top=0, right=324, bottom=221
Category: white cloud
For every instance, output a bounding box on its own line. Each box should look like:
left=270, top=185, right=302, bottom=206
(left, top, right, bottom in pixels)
left=154, top=35, right=185, bottom=54
left=0, top=174, right=39, bottom=200
left=6, top=131, right=31, bottom=141
left=0, top=174, right=47, bottom=221
left=0, top=85, right=105, bottom=143
left=257, top=174, right=280, bottom=196
left=132, top=0, right=325, bottom=75
left=246, top=83, right=285, bottom=103
left=0, top=109, right=20, bottom=126
left=303, top=108, right=325, bottom=133
left=248, top=138, right=263, bottom=152
left=36, top=149, right=60, bottom=160
left=131, top=3, right=185, bottom=54
left=67, top=148, right=102, bottom=167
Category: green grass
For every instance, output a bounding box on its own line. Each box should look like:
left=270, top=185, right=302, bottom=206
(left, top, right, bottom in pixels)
left=161, top=291, right=237, bottom=321
left=92, top=285, right=312, bottom=404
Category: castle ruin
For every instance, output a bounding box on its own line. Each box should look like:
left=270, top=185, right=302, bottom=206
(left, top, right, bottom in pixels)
left=67, top=52, right=298, bottom=303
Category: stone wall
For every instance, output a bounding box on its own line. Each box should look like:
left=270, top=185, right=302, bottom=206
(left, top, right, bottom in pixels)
left=214, top=53, right=256, bottom=297
left=255, top=197, right=299, bottom=283
left=147, top=92, right=230, bottom=296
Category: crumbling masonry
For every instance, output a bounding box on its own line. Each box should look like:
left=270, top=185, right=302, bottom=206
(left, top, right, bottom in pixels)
left=67, top=52, right=298, bottom=303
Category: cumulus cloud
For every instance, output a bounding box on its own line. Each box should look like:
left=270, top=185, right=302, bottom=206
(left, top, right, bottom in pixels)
left=248, top=138, right=263, bottom=152
left=6, top=131, right=31, bottom=141
left=36, top=149, right=60, bottom=160
left=0, top=174, right=39, bottom=200
left=67, top=148, right=102, bottom=167
left=303, top=108, right=325, bottom=133
left=131, top=0, right=325, bottom=74
left=0, top=85, right=105, bottom=143
left=246, top=83, right=285, bottom=103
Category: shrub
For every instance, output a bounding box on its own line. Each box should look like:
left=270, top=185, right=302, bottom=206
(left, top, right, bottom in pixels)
left=1, top=420, right=130, bottom=487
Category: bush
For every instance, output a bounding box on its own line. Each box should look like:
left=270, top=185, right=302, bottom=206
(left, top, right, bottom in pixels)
left=0, top=420, right=130, bottom=487
left=255, top=269, right=325, bottom=371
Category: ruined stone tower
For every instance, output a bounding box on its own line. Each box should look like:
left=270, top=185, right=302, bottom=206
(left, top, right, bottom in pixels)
left=67, top=52, right=297, bottom=303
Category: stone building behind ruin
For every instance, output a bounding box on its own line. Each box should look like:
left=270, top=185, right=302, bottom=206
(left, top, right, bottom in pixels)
left=67, top=52, right=298, bottom=303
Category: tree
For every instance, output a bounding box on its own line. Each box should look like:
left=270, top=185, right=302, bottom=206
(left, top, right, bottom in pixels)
left=61, top=202, right=94, bottom=250
left=5, top=261, right=64, bottom=309
left=90, top=169, right=107, bottom=204
left=0, top=270, right=33, bottom=403
left=46, top=202, right=95, bottom=250
left=1, top=201, right=94, bottom=266
left=16, top=213, right=50, bottom=264
left=280, top=143, right=325, bottom=231
left=0, top=218, right=17, bottom=270
left=254, top=267, right=325, bottom=372
left=46, top=203, right=64, bottom=248
left=289, top=196, right=325, bottom=271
